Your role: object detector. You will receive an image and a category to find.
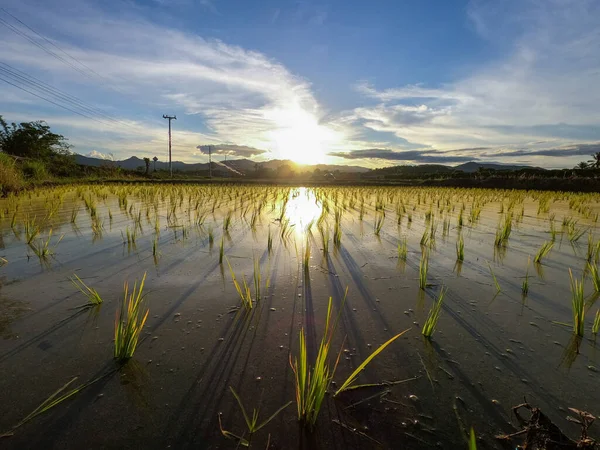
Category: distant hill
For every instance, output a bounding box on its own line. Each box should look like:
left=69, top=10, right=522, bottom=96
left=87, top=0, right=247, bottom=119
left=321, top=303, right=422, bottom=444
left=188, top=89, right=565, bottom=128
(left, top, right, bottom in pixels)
left=454, top=162, right=540, bottom=173
left=74, top=154, right=541, bottom=176
left=74, top=154, right=370, bottom=174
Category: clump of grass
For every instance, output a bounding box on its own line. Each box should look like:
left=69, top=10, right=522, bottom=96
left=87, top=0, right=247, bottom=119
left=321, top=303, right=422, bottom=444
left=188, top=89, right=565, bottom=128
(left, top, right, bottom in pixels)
left=588, top=261, right=600, bottom=292
left=533, top=241, right=554, bottom=264
left=419, top=250, right=429, bottom=290
left=456, top=233, right=464, bottom=262
left=592, top=309, right=600, bottom=335
left=70, top=274, right=102, bottom=308
left=398, top=237, right=407, bottom=261
left=422, top=287, right=447, bottom=338
left=569, top=269, right=585, bottom=337
left=114, top=273, right=149, bottom=362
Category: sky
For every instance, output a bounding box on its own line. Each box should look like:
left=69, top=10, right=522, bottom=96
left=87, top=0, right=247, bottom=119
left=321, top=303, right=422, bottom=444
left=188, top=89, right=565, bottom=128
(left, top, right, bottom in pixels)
left=0, top=0, right=599, bottom=169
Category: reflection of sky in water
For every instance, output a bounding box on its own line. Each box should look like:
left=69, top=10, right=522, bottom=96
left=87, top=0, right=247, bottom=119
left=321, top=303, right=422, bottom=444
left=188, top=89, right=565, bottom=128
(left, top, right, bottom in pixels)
left=285, top=188, right=322, bottom=235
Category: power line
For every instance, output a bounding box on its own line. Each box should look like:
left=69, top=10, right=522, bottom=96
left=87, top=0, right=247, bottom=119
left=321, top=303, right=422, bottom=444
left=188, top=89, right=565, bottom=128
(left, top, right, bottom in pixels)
left=0, top=6, right=114, bottom=86
left=0, top=16, right=96, bottom=81
left=0, top=74, right=115, bottom=125
left=0, top=62, right=128, bottom=126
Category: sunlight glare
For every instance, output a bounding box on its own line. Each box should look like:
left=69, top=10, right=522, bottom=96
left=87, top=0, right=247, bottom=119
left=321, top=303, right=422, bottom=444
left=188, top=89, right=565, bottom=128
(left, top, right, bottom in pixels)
left=285, top=188, right=322, bottom=236
left=265, top=106, right=340, bottom=165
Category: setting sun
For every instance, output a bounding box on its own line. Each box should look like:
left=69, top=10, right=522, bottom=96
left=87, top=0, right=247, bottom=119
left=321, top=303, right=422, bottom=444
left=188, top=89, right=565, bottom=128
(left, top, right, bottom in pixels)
left=265, top=106, right=339, bottom=164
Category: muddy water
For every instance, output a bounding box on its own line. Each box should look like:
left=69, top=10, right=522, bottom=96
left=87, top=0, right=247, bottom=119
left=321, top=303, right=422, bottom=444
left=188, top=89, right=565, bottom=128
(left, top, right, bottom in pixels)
left=0, top=185, right=599, bottom=449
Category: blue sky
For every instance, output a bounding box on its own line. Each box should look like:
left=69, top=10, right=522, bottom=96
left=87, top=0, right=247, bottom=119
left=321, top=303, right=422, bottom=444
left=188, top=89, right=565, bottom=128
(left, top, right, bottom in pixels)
left=1, top=0, right=599, bottom=168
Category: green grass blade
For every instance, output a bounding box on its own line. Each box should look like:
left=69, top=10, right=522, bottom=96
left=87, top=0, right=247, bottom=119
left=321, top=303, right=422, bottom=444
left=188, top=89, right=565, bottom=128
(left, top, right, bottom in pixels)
left=334, top=329, right=409, bottom=396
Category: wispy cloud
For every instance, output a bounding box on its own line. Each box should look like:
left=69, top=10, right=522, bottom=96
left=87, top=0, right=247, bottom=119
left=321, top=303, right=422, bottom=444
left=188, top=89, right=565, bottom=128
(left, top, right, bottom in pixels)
left=0, top=0, right=334, bottom=161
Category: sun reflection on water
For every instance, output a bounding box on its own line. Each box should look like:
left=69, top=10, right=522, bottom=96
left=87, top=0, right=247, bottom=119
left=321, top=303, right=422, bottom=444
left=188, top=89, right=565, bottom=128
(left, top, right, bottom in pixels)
left=285, top=188, right=322, bottom=236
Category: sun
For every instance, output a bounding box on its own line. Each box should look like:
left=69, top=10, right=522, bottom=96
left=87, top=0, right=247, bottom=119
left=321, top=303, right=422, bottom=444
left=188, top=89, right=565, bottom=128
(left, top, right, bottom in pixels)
left=265, top=106, right=338, bottom=165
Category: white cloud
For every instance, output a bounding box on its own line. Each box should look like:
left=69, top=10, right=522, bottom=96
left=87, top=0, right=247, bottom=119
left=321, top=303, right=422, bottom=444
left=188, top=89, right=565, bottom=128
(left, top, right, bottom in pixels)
left=345, top=0, right=600, bottom=166
left=86, top=150, right=113, bottom=160
left=0, top=0, right=337, bottom=162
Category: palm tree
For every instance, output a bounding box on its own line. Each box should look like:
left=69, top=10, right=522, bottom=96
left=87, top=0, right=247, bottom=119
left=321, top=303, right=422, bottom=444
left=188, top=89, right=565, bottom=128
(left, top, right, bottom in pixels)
left=575, top=161, right=589, bottom=170
left=143, top=157, right=150, bottom=176
left=153, top=156, right=158, bottom=172
left=588, top=152, right=600, bottom=169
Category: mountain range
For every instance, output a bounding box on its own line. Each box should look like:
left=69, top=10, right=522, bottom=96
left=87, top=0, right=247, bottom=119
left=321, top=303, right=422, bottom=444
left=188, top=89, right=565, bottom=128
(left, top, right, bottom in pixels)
left=74, top=154, right=539, bottom=175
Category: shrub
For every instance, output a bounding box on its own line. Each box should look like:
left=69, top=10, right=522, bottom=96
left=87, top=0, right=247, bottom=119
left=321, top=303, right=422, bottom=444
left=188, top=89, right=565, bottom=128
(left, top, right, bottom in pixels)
left=0, top=153, right=24, bottom=194
left=21, top=159, right=48, bottom=180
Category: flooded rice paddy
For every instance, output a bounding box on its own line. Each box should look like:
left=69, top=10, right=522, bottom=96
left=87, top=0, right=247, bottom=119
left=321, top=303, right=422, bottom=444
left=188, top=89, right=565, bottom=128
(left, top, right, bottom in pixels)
left=0, top=184, right=599, bottom=449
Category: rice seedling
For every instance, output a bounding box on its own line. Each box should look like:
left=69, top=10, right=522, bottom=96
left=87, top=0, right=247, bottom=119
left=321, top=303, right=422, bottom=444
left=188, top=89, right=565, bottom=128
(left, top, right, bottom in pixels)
left=223, top=210, right=232, bottom=232
left=533, top=241, right=553, bottom=264
left=267, top=226, right=273, bottom=254
left=397, top=237, right=407, bottom=261
left=569, top=269, right=585, bottom=337
left=29, top=229, right=64, bottom=259
left=23, top=215, right=40, bottom=244
left=219, top=236, right=224, bottom=264
left=70, top=274, right=102, bottom=308
left=592, top=309, right=600, bottom=335
left=152, top=235, right=159, bottom=257
left=320, top=228, right=329, bottom=255
left=487, top=262, right=501, bottom=293
left=419, top=250, right=429, bottom=290
left=207, top=226, right=214, bottom=246
left=227, top=258, right=253, bottom=310
left=114, top=273, right=149, bottom=362
left=303, top=238, right=311, bottom=272
left=568, top=226, right=587, bottom=243
left=420, top=228, right=430, bottom=247
left=422, top=287, right=447, bottom=338
left=333, top=328, right=408, bottom=395
left=522, top=257, right=531, bottom=296
left=588, top=261, right=600, bottom=292
left=290, top=295, right=345, bottom=426
left=228, top=387, right=291, bottom=436
left=374, top=210, right=385, bottom=236
left=456, top=233, right=464, bottom=262
left=253, top=256, right=261, bottom=301
left=494, top=213, right=512, bottom=247
left=0, top=376, right=92, bottom=438
left=469, top=428, right=477, bottom=450
left=333, top=210, right=342, bottom=247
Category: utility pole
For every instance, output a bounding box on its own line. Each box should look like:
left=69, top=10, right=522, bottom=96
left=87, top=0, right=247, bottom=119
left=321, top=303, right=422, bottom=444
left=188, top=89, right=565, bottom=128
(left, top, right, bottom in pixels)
left=162, top=114, right=176, bottom=177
